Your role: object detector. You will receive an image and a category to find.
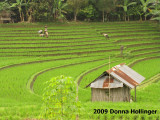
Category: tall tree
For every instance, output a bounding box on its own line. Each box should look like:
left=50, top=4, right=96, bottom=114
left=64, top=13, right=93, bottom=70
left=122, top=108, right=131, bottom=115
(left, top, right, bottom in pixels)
left=118, top=0, right=136, bottom=21
left=97, top=0, right=116, bottom=22
left=67, top=0, right=88, bottom=21
left=80, top=5, right=97, bottom=21
left=31, top=0, right=49, bottom=22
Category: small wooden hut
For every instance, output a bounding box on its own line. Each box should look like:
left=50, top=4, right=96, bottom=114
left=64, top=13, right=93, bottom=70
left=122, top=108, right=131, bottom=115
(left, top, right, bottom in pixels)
left=0, top=11, right=12, bottom=23
left=86, top=63, right=145, bottom=102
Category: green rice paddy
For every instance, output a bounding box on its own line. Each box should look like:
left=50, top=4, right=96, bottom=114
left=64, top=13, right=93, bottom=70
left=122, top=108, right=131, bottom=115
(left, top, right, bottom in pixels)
left=0, top=21, right=160, bottom=120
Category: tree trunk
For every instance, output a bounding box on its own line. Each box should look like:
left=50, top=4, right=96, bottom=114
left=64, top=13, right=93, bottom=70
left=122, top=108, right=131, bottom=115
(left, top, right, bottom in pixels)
left=18, top=7, right=22, bottom=22
left=54, top=12, right=56, bottom=21
left=54, top=10, right=58, bottom=21
left=74, top=11, right=77, bottom=22
left=49, top=2, right=54, bottom=21
left=118, top=14, right=121, bottom=21
left=28, top=15, right=32, bottom=23
left=24, top=0, right=28, bottom=21
left=128, top=15, right=129, bottom=21
left=22, top=12, right=24, bottom=22
left=139, top=15, right=142, bottom=21
left=27, top=10, right=33, bottom=23
left=106, top=13, right=108, bottom=21
left=144, top=13, right=146, bottom=21
left=26, top=11, right=29, bottom=21
left=20, top=12, right=22, bottom=22
left=124, top=12, right=126, bottom=21
left=102, top=10, right=104, bottom=22
left=74, top=12, right=77, bottom=22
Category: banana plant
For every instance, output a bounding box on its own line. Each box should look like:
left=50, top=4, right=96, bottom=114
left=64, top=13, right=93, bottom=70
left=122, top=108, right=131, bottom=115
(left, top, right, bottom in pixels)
left=11, top=0, right=26, bottom=22
left=0, top=0, right=10, bottom=12
left=150, top=0, right=160, bottom=22
left=23, top=0, right=36, bottom=22
left=140, top=0, right=154, bottom=21
left=52, top=0, right=68, bottom=21
left=118, top=0, right=136, bottom=21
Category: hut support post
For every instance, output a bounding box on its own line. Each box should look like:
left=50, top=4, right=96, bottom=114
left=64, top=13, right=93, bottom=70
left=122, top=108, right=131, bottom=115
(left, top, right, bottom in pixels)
left=135, top=86, right=136, bottom=102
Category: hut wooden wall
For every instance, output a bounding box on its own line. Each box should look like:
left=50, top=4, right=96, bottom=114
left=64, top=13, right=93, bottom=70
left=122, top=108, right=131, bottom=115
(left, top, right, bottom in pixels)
left=91, top=85, right=130, bottom=102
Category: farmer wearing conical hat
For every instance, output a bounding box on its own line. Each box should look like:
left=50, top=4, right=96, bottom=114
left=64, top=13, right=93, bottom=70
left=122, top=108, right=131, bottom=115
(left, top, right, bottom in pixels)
left=44, top=26, right=48, bottom=38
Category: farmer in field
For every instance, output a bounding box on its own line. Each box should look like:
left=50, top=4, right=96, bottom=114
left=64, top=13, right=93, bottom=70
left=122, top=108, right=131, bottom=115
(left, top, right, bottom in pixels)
left=38, top=30, right=44, bottom=37
left=103, top=33, right=110, bottom=40
left=44, top=26, right=48, bottom=38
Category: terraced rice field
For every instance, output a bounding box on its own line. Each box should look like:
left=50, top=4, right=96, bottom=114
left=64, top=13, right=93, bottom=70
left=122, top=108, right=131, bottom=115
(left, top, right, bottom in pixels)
left=0, top=22, right=160, bottom=120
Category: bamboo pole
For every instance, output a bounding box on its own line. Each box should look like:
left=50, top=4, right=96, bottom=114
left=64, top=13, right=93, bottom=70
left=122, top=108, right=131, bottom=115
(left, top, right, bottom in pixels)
left=109, top=56, right=110, bottom=101
left=76, top=83, right=79, bottom=120
left=135, top=86, right=136, bottom=102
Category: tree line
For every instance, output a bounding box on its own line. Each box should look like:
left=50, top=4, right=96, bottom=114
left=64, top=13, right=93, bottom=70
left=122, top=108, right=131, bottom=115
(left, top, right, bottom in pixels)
left=0, top=0, right=159, bottom=23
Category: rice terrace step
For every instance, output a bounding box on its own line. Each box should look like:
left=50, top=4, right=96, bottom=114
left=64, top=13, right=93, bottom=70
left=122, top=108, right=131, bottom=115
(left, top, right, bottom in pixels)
left=0, top=0, right=160, bottom=119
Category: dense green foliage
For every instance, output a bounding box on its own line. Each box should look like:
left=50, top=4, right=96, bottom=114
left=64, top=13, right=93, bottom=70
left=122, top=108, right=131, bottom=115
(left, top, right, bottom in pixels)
left=0, top=21, right=159, bottom=119
left=0, top=0, right=160, bottom=22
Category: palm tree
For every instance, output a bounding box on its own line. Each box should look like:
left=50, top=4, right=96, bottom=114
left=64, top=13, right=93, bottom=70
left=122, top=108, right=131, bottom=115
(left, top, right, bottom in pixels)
left=140, top=0, right=153, bottom=21
left=11, top=0, right=26, bottom=22
left=118, top=0, right=136, bottom=21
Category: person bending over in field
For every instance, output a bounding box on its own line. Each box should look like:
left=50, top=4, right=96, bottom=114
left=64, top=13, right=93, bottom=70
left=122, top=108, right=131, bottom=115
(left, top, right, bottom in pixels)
left=103, top=33, right=110, bottom=40
left=38, top=30, right=44, bottom=37
left=44, top=26, right=48, bottom=38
